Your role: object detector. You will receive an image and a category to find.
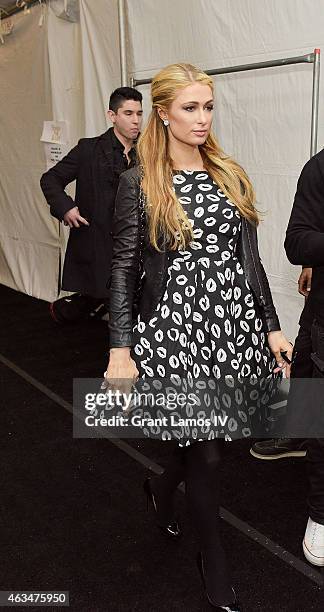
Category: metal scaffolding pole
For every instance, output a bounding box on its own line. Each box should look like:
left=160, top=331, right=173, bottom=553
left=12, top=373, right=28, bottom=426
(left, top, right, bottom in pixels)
left=311, top=49, right=321, bottom=157
left=130, top=50, right=320, bottom=158
left=118, top=0, right=128, bottom=87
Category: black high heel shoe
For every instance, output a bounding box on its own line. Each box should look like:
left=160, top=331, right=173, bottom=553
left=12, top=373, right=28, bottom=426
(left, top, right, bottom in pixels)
left=196, top=552, right=241, bottom=611
left=143, top=477, right=182, bottom=539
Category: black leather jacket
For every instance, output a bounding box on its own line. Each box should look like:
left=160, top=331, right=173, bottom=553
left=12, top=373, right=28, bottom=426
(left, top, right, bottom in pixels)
left=108, top=167, right=280, bottom=348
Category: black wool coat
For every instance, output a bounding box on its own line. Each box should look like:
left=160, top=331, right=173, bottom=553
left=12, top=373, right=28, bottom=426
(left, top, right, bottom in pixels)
left=285, top=149, right=324, bottom=325
left=40, top=128, right=135, bottom=298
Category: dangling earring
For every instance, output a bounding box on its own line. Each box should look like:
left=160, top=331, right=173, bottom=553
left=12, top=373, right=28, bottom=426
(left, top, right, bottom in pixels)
left=163, top=119, right=169, bottom=126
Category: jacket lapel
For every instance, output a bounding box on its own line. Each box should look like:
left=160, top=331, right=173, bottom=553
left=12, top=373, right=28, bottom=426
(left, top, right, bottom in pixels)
left=98, top=128, right=114, bottom=171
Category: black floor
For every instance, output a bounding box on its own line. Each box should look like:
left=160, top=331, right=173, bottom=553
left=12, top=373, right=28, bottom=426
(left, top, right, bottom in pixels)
left=1, top=284, right=324, bottom=611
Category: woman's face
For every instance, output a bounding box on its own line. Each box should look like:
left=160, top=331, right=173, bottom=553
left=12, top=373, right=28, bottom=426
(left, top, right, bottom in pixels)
left=161, top=82, right=214, bottom=146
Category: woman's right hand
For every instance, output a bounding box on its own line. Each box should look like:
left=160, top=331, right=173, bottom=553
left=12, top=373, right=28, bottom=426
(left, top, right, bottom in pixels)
left=105, top=347, right=139, bottom=396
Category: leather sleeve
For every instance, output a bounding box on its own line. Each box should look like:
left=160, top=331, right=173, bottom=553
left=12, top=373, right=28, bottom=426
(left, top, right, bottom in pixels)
left=258, top=259, right=281, bottom=332
left=108, top=170, right=141, bottom=348
left=243, top=218, right=281, bottom=333
left=40, top=142, right=80, bottom=221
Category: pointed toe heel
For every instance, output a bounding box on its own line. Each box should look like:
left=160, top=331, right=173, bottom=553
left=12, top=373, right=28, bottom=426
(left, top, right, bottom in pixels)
left=196, top=552, right=241, bottom=611
left=143, top=477, right=182, bottom=539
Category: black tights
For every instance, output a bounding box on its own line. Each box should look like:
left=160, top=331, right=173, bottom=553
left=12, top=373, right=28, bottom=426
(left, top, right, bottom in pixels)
left=151, top=439, right=233, bottom=604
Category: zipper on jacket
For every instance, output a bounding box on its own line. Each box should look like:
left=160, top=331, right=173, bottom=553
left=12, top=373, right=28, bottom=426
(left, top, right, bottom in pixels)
left=244, top=218, right=265, bottom=306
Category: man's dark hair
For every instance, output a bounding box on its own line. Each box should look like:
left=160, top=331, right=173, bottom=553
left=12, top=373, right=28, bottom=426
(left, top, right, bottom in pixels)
left=109, top=87, right=142, bottom=113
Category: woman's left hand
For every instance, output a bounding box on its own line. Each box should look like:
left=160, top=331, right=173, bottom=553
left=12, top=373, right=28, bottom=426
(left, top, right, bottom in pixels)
left=267, top=331, right=293, bottom=378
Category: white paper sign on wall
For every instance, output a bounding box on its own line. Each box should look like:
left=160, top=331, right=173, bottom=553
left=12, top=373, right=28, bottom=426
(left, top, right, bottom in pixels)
left=41, top=120, right=69, bottom=170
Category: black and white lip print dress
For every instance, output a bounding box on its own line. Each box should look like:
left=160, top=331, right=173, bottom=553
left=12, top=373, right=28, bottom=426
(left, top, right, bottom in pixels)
left=130, top=170, right=279, bottom=446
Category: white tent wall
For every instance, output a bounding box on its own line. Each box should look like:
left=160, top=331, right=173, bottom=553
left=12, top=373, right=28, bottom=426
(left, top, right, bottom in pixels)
left=0, top=5, right=59, bottom=300
left=47, top=3, right=84, bottom=146
left=0, top=0, right=120, bottom=301
left=79, top=0, right=120, bottom=136
left=49, top=0, right=121, bottom=140
left=47, top=3, right=85, bottom=300
left=126, top=0, right=324, bottom=341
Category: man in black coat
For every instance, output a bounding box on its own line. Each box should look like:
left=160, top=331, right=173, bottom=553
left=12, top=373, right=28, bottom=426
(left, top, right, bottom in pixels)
left=40, top=87, right=143, bottom=322
left=252, top=151, right=324, bottom=566
left=284, top=149, right=324, bottom=567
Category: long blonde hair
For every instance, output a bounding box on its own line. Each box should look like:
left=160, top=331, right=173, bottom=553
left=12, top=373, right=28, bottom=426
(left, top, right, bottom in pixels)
left=137, top=63, right=259, bottom=251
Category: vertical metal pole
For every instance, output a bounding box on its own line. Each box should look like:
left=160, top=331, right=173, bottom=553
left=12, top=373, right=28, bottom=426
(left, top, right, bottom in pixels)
left=310, top=48, right=320, bottom=157
left=118, top=0, right=127, bottom=86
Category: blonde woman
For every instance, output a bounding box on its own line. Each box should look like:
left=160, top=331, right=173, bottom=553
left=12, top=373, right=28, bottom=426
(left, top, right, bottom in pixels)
left=106, top=64, right=292, bottom=610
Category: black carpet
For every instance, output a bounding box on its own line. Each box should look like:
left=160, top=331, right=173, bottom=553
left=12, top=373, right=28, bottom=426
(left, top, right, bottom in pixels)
left=1, top=284, right=323, bottom=611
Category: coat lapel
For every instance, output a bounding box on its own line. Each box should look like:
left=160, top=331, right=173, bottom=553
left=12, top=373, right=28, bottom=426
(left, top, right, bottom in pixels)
left=98, top=128, right=115, bottom=171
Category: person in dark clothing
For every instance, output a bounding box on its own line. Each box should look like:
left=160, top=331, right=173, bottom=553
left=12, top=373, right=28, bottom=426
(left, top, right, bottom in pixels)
left=105, top=62, right=292, bottom=612
left=40, top=87, right=143, bottom=323
left=251, top=150, right=324, bottom=566
left=284, top=149, right=324, bottom=567
left=250, top=268, right=311, bottom=460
